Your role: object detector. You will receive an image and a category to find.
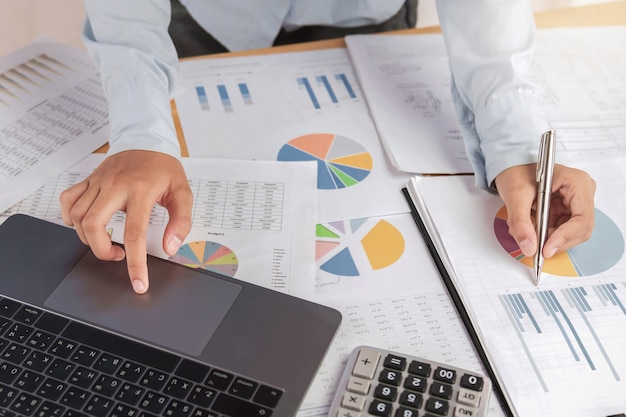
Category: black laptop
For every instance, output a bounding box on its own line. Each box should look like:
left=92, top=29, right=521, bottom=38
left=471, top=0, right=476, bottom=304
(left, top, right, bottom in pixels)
left=0, top=214, right=341, bottom=417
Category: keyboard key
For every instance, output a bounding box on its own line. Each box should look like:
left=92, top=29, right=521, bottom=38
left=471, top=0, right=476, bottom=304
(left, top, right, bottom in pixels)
left=14, top=306, right=42, bottom=325
left=212, top=393, right=272, bottom=417
left=253, top=385, right=283, bottom=408
left=139, top=390, right=169, bottom=414
left=45, top=358, right=75, bottom=380
left=117, top=361, right=146, bottom=383
left=36, top=378, right=67, bottom=401
left=175, top=359, right=210, bottom=383
left=35, top=400, right=66, bottom=417
left=69, top=366, right=99, bottom=388
left=228, top=377, right=258, bottom=399
left=187, top=385, right=217, bottom=408
left=139, top=369, right=168, bottom=391
left=205, top=369, right=233, bottom=391
left=84, top=395, right=116, bottom=417
left=33, top=312, right=69, bottom=334
left=0, top=363, right=21, bottom=384
left=13, top=370, right=44, bottom=393
left=163, top=399, right=193, bottom=417
left=60, top=386, right=92, bottom=410
left=93, top=353, right=123, bottom=375
left=0, top=298, right=20, bottom=318
left=9, top=391, right=42, bottom=415
left=115, top=382, right=145, bottom=406
left=164, top=377, right=193, bottom=400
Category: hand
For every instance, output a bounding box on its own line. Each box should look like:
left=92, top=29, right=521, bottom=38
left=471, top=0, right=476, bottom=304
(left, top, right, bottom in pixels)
left=495, top=163, right=596, bottom=260
left=60, top=150, right=193, bottom=294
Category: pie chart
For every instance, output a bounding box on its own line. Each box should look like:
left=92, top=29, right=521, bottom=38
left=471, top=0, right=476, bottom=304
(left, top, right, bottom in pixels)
left=316, top=218, right=405, bottom=276
left=494, top=206, right=624, bottom=277
left=169, top=241, right=239, bottom=277
left=276, top=133, right=373, bottom=190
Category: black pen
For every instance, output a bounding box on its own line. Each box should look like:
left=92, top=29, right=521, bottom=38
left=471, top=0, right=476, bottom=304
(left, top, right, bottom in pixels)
left=534, top=130, right=556, bottom=286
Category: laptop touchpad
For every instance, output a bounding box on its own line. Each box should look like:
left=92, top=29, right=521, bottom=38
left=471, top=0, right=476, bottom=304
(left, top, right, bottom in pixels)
left=44, top=250, right=242, bottom=357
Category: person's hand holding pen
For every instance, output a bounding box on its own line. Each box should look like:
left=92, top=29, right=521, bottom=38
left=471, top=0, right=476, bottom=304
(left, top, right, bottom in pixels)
left=494, top=158, right=596, bottom=282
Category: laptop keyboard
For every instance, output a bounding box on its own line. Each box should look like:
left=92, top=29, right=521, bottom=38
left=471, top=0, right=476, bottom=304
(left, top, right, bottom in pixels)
left=0, top=296, right=283, bottom=417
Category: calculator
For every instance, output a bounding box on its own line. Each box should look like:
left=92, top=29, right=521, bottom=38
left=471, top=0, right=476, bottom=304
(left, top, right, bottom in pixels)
left=328, top=346, right=492, bottom=417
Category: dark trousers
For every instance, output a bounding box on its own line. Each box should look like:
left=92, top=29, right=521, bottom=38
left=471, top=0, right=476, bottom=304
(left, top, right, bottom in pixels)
left=169, top=0, right=418, bottom=58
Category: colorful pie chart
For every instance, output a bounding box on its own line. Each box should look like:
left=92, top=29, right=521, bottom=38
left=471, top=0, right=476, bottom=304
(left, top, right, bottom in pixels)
left=277, top=133, right=373, bottom=190
left=169, top=241, right=239, bottom=277
left=316, top=218, right=405, bottom=276
left=494, top=206, right=624, bottom=277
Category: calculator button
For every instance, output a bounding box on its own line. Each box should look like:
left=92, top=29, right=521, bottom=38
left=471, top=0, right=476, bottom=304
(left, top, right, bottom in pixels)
left=454, top=405, right=479, bottom=417
left=353, top=348, right=380, bottom=379
left=336, top=408, right=361, bottom=417
left=430, top=381, right=454, bottom=399
left=433, top=367, right=457, bottom=384
left=347, top=376, right=370, bottom=395
left=368, top=399, right=393, bottom=417
left=341, top=391, right=367, bottom=411
left=373, top=384, right=397, bottom=402
left=460, top=374, right=484, bottom=391
left=383, top=354, right=406, bottom=371
left=408, top=360, right=431, bottom=377
left=403, top=375, right=427, bottom=393
left=395, top=406, right=419, bottom=417
left=425, top=397, right=450, bottom=415
left=457, top=387, right=481, bottom=408
left=399, top=391, right=423, bottom=408
left=378, top=369, right=402, bottom=386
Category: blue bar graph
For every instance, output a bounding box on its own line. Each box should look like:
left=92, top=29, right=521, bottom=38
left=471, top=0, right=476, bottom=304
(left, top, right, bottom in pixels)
left=335, top=73, right=357, bottom=99
left=238, top=82, right=253, bottom=105
left=217, top=84, right=233, bottom=112
left=316, top=75, right=338, bottom=104
left=195, top=86, right=210, bottom=111
left=500, top=284, right=625, bottom=392
left=297, top=77, right=320, bottom=109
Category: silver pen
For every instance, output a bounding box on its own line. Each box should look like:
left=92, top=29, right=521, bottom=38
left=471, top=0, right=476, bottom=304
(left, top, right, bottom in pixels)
left=534, top=130, right=556, bottom=286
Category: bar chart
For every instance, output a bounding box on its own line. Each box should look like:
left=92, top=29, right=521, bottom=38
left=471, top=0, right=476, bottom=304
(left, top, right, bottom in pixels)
left=499, top=282, right=626, bottom=392
left=193, top=81, right=255, bottom=112
left=296, top=72, right=359, bottom=110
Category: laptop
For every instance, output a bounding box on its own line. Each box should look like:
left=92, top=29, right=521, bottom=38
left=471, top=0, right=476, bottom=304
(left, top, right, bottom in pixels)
left=0, top=214, right=342, bottom=417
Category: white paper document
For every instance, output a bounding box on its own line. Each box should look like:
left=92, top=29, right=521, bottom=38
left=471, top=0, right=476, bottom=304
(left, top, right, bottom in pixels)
left=345, top=33, right=471, bottom=175
left=174, top=48, right=413, bottom=222
left=1, top=154, right=319, bottom=299
left=298, top=212, right=506, bottom=417
left=407, top=156, right=626, bottom=417
left=0, top=38, right=109, bottom=213
left=345, top=26, right=626, bottom=174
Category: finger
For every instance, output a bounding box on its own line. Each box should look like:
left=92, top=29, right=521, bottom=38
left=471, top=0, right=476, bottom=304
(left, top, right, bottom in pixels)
left=543, top=214, right=593, bottom=257
left=542, top=166, right=596, bottom=257
left=77, top=189, right=126, bottom=262
left=60, top=181, right=89, bottom=226
left=66, top=183, right=104, bottom=245
left=123, top=199, right=154, bottom=294
left=162, top=187, right=194, bottom=256
left=503, top=187, right=537, bottom=257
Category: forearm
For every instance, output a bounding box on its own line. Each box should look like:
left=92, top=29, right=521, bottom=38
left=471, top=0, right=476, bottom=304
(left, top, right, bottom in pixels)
left=83, top=0, right=181, bottom=158
left=436, top=0, right=550, bottom=191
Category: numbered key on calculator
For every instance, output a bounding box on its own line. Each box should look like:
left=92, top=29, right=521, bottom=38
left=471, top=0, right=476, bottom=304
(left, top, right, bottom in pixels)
left=328, top=346, right=492, bottom=417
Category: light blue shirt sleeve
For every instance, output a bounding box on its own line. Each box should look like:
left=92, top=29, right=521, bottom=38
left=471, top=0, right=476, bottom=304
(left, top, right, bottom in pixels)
left=436, top=0, right=550, bottom=192
left=82, top=0, right=182, bottom=159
